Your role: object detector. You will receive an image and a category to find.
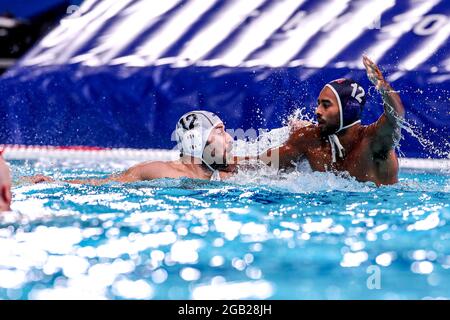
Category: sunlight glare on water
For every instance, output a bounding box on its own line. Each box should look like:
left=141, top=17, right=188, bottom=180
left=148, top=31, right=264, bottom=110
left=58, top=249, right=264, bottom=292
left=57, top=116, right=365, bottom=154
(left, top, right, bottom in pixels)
left=0, top=158, right=448, bottom=300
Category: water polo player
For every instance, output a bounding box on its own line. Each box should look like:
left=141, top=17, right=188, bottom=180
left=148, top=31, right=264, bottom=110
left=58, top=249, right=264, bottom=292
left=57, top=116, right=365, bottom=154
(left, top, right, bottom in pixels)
left=29, top=111, right=236, bottom=184
left=257, top=55, right=405, bottom=186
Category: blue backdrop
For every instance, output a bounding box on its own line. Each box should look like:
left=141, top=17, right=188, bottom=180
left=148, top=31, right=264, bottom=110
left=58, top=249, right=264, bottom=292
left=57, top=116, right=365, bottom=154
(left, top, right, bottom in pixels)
left=0, top=0, right=449, bottom=158
left=0, top=0, right=81, bottom=18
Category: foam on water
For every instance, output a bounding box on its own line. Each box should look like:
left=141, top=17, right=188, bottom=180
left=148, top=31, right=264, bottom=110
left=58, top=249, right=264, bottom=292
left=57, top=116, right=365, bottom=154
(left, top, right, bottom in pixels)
left=1, top=102, right=449, bottom=299
left=1, top=158, right=449, bottom=300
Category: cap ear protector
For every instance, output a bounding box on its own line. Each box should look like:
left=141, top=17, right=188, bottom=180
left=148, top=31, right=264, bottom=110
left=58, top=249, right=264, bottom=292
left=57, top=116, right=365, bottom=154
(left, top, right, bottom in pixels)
left=176, top=110, right=223, bottom=159
left=325, top=78, right=366, bottom=133
left=323, top=79, right=367, bottom=163
left=181, top=129, right=204, bottom=158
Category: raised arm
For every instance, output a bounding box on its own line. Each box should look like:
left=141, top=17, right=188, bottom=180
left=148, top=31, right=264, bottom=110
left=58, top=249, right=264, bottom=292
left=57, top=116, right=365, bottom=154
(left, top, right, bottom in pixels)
left=363, top=55, right=405, bottom=155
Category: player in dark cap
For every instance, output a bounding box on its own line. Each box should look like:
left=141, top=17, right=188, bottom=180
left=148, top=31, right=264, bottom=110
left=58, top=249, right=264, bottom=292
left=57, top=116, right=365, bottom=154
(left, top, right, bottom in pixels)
left=257, top=55, right=405, bottom=186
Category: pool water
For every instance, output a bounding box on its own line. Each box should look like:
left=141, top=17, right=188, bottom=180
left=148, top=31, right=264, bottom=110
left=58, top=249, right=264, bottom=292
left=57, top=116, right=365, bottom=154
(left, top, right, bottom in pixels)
left=1, top=159, right=449, bottom=300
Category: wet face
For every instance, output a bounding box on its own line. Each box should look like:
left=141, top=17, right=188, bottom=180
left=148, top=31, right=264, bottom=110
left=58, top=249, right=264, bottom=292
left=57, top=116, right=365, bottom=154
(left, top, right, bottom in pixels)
left=316, top=86, right=340, bottom=135
left=203, top=123, right=233, bottom=165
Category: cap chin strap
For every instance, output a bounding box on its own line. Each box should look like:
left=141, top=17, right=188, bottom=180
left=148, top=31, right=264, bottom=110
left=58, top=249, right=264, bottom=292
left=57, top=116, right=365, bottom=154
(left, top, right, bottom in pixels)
left=200, top=125, right=222, bottom=181
left=202, top=160, right=221, bottom=181
left=325, top=84, right=361, bottom=163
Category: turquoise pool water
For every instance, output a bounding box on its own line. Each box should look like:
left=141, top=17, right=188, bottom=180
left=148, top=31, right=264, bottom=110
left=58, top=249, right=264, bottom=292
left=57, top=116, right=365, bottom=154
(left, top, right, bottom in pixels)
left=1, top=159, right=449, bottom=299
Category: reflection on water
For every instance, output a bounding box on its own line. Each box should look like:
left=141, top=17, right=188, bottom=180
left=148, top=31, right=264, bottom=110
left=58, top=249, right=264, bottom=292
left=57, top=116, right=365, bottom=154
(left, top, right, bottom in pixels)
left=0, top=159, right=449, bottom=299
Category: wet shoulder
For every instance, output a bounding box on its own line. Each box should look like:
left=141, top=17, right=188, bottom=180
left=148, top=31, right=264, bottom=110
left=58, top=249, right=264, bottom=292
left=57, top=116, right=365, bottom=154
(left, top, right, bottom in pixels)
left=136, top=160, right=173, bottom=170
left=154, top=161, right=187, bottom=173
left=134, top=160, right=182, bottom=179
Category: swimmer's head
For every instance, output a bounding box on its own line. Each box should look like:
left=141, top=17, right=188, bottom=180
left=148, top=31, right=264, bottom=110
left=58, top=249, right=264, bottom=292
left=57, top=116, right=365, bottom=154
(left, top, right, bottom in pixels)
left=316, top=78, right=366, bottom=135
left=0, top=158, right=12, bottom=212
left=175, top=110, right=233, bottom=167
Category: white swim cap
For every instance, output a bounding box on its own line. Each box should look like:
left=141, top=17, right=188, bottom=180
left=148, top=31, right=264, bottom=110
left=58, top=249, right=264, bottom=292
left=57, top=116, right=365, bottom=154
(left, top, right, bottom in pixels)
left=175, top=110, right=223, bottom=159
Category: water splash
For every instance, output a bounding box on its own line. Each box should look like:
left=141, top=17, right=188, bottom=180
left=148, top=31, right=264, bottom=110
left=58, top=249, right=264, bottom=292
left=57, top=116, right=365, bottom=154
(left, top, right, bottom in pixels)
left=3, top=159, right=450, bottom=299
left=399, top=120, right=450, bottom=159
left=367, top=85, right=450, bottom=159
left=232, top=107, right=313, bottom=157
left=228, top=163, right=376, bottom=193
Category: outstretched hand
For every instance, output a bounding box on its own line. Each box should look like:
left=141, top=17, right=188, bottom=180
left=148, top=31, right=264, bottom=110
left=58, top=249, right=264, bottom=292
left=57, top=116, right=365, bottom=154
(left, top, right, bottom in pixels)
left=363, top=54, right=388, bottom=91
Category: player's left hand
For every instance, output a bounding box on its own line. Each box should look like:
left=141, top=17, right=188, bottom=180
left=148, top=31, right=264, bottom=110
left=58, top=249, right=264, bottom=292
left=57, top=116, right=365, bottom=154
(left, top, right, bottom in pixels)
left=363, top=54, right=388, bottom=91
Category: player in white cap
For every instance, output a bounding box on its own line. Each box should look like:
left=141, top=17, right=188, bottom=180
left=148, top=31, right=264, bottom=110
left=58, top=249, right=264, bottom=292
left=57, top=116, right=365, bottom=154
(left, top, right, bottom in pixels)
left=28, top=111, right=237, bottom=184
